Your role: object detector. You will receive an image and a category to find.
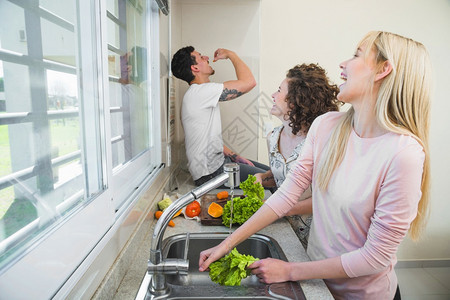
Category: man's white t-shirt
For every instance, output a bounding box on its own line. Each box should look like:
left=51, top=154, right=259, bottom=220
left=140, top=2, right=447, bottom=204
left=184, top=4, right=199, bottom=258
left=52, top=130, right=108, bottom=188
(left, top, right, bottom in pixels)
left=181, top=83, right=224, bottom=180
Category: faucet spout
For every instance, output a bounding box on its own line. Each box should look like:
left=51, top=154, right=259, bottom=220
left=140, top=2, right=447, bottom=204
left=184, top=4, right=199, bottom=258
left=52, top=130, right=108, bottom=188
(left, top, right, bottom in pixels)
left=150, top=192, right=196, bottom=258
left=147, top=163, right=240, bottom=294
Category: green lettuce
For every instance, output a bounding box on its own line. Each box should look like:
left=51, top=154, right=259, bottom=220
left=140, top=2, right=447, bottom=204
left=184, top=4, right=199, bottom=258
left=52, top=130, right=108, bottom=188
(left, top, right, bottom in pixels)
left=222, top=175, right=264, bottom=226
left=239, top=174, right=265, bottom=201
left=222, top=196, right=263, bottom=226
left=209, top=248, right=259, bottom=286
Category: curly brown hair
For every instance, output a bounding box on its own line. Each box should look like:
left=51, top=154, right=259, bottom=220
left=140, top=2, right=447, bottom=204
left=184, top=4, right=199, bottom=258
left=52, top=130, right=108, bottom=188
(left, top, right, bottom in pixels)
left=285, top=63, right=341, bottom=135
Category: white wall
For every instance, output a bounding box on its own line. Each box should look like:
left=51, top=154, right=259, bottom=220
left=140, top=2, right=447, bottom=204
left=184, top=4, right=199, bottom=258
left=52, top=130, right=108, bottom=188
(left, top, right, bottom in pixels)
left=171, top=0, right=450, bottom=261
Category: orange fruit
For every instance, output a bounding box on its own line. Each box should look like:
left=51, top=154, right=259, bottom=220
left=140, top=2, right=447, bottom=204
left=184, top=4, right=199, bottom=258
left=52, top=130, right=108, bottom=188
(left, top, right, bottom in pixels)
left=155, top=210, right=163, bottom=219
left=208, top=202, right=223, bottom=218
left=216, top=191, right=229, bottom=200
left=155, top=210, right=181, bottom=221
left=173, top=209, right=182, bottom=218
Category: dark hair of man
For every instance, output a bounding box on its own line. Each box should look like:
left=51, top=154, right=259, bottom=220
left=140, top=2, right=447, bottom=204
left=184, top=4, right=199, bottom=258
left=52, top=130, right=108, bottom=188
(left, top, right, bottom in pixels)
left=171, top=46, right=197, bottom=84
left=285, top=63, right=342, bottom=135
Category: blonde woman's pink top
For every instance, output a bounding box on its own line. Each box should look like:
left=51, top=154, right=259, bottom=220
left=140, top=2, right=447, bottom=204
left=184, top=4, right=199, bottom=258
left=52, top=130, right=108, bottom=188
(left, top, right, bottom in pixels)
left=265, top=111, right=425, bottom=300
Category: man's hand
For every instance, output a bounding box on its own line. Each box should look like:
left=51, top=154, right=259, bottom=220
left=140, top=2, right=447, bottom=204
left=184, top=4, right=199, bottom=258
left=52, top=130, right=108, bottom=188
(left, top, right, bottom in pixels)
left=213, top=48, right=256, bottom=101
left=224, top=146, right=255, bottom=166
left=213, top=48, right=233, bottom=62
left=234, top=155, right=255, bottom=166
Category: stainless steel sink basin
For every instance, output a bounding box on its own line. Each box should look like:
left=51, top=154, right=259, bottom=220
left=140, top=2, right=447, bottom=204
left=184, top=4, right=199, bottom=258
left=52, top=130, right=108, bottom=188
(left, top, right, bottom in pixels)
left=136, top=232, right=305, bottom=299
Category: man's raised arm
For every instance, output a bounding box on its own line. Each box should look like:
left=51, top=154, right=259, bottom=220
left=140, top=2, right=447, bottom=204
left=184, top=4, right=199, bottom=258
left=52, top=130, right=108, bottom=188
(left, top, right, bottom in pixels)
left=213, top=48, right=256, bottom=101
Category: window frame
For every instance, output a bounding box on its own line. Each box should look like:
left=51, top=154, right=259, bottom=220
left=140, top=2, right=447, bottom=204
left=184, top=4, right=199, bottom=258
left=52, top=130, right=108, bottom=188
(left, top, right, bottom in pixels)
left=0, top=0, right=162, bottom=298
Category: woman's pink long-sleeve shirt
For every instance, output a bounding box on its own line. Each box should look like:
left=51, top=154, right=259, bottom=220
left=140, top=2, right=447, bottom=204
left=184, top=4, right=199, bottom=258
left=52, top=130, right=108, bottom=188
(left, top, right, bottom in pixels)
left=265, top=111, right=425, bottom=299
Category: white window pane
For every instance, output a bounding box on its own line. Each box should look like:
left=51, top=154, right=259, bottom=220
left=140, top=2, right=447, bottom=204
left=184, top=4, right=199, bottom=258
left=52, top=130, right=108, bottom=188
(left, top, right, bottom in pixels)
left=107, top=1, right=150, bottom=172
left=0, top=0, right=103, bottom=269
left=41, top=18, right=77, bottom=66
left=106, top=0, right=119, bottom=17
left=0, top=1, right=28, bottom=56
left=107, top=17, right=121, bottom=50
left=40, top=0, right=76, bottom=24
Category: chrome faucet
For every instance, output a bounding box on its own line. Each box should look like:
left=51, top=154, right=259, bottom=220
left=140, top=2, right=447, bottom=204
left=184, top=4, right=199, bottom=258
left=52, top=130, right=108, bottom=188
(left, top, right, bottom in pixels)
left=147, top=163, right=240, bottom=295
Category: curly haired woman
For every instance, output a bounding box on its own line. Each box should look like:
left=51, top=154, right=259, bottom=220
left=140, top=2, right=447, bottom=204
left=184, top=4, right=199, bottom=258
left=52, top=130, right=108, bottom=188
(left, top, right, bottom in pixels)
left=255, top=63, right=341, bottom=248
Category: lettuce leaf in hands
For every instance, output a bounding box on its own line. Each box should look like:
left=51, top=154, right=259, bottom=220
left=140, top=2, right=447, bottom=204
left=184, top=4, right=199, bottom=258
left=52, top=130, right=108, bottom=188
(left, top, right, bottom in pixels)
left=209, top=248, right=259, bottom=286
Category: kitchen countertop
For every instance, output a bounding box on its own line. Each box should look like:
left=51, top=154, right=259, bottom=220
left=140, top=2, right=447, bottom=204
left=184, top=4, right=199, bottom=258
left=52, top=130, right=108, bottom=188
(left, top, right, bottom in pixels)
left=113, top=202, right=333, bottom=299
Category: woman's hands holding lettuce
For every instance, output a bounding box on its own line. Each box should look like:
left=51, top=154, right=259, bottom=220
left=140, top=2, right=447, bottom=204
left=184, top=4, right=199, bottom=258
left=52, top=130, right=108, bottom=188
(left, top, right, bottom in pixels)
left=208, top=248, right=259, bottom=286
left=199, top=175, right=276, bottom=285
left=199, top=238, right=230, bottom=273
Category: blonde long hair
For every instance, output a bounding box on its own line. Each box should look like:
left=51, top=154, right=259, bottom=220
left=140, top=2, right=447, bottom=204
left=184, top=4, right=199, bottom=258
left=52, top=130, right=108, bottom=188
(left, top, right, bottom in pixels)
left=316, top=31, right=432, bottom=240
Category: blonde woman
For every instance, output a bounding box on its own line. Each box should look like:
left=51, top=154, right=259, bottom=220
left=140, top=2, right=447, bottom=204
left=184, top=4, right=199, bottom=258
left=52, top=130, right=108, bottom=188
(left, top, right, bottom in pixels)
left=199, top=31, right=431, bottom=300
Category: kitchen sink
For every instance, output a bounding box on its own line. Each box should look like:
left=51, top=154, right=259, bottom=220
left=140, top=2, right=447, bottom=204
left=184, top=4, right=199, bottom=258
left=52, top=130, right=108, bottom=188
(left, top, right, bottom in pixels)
left=136, top=232, right=306, bottom=299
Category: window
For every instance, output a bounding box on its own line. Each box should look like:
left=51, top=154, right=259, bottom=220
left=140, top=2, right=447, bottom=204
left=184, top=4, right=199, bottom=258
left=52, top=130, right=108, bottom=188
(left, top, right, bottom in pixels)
left=0, top=0, right=161, bottom=298
left=105, top=0, right=161, bottom=209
